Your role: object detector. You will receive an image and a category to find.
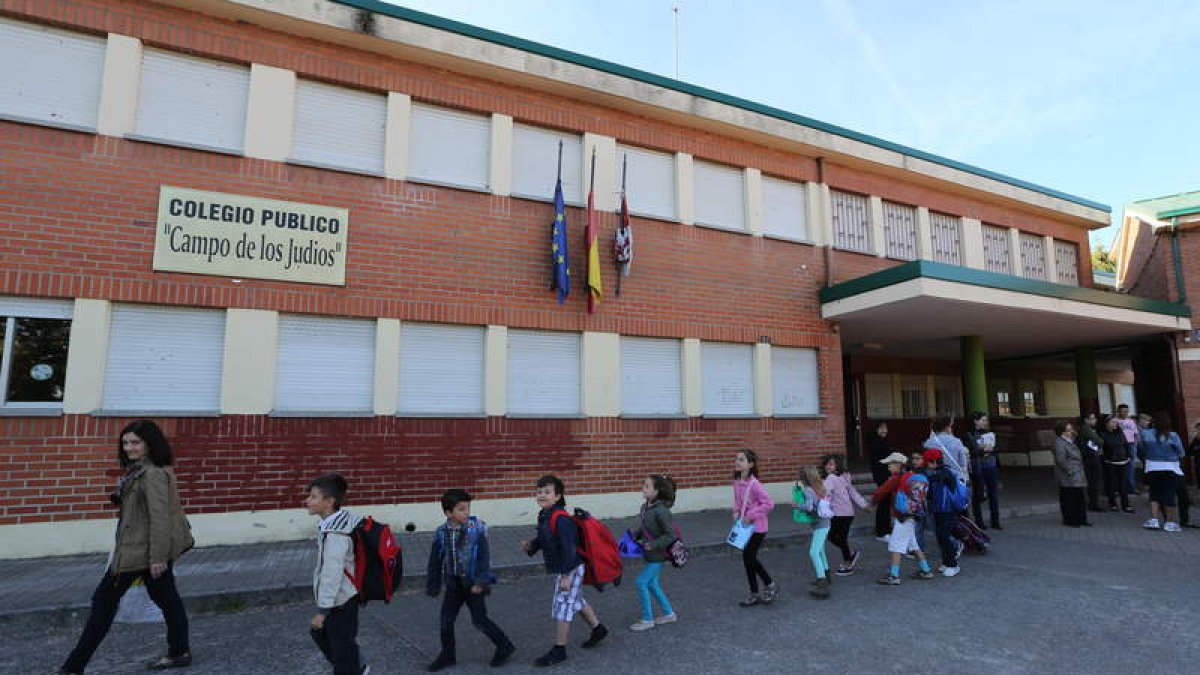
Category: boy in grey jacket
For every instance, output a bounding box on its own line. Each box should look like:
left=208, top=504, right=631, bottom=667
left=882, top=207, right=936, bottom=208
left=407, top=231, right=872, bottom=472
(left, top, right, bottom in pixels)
left=305, top=473, right=369, bottom=675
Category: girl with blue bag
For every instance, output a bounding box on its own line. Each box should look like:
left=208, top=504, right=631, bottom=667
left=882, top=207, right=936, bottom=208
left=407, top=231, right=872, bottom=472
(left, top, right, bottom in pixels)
left=730, top=449, right=776, bottom=606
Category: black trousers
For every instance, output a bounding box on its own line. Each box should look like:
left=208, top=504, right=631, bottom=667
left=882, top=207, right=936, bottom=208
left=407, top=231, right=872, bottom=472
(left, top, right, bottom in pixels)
left=874, top=493, right=893, bottom=537
left=1083, top=454, right=1104, bottom=509
left=1059, top=486, right=1088, bottom=526
left=311, top=599, right=363, bottom=675
left=63, top=565, right=190, bottom=673
left=828, top=516, right=854, bottom=561
left=970, top=465, right=1001, bottom=526
left=932, top=511, right=959, bottom=568
left=438, top=577, right=512, bottom=658
left=742, top=532, right=772, bottom=593
left=1178, top=480, right=1192, bottom=525
left=1104, top=462, right=1130, bottom=510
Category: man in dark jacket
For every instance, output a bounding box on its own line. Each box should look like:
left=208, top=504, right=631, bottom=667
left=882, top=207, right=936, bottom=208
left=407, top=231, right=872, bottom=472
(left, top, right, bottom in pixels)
left=1077, top=413, right=1106, bottom=512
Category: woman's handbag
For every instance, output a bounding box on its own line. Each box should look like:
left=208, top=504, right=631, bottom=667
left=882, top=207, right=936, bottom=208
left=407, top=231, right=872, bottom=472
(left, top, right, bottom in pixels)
left=727, top=481, right=756, bottom=550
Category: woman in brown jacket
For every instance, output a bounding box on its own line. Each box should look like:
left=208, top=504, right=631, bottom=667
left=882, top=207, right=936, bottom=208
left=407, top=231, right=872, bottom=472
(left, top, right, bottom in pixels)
left=58, top=420, right=195, bottom=674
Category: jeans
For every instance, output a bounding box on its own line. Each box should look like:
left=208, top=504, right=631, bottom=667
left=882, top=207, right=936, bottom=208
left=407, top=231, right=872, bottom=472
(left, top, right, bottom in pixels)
left=311, top=599, right=363, bottom=675
left=1126, top=444, right=1139, bottom=491
left=635, top=562, right=674, bottom=621
left=913, top=514, right=927, bottom=551
left=742, top=532, right=772, bottom=593
left=933, top=512, right=959, bottom=568
left=63, top=565, right=190, bottom=673
left=971, top=465, right=1001, bottom=526
left=808, top=526, right=830, bottom=578
left=437, top=577, right=512, bottom=658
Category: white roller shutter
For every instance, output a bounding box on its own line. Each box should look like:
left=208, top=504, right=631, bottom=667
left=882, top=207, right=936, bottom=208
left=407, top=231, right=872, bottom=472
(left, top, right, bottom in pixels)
left=408, top=102, right=490, bottom=190
left=1097, top=383, right=1114, bottom=415
left=512, top=123, right=582, bottom=203
left=620, top=337, right=683, bottom=416
left=0, top=18, right=104, bottom=130
left=701, top=342, right=754, bottom=415
left=507, top=330, right=580, bottom=415
left=398, top=323, right=485, bottom=415
left=135, top=49, right=249, bottom=153
left=0, top=296, right=73, bottom=319
left=761, top=176, right=808, bottom=240
left=291, top=79, right=386, bottom=175
left=103, top=305, right=225, bottom=412
left=693, top=161, right=744, bottom=230
left=275, top=315, right=375, bottom=412
left=772, top=347, right=819, bottom=416
left=615, top=144, right=675, bottom=221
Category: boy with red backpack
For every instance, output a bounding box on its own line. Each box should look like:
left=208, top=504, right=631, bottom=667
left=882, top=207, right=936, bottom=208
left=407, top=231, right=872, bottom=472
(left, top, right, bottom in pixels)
left=521, top=475, right=610, bottom=667
left=304, top=473, right=370, bottom=675
left=870, top=453, right=935, bottom=585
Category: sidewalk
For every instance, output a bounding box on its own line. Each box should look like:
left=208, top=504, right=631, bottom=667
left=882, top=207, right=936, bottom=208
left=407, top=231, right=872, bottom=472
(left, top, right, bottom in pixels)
left=0, top=470, right=1063, bottom=623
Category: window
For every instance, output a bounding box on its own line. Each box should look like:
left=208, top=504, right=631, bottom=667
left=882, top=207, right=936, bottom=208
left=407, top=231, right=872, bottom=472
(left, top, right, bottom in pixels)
left=616, top=144, right=676, bottom=221
left=1097, top=382, right=1114, bottom=415
left=0, top=297, right=73, bottom=408
left=512, top=124, right=583, bottom=203
left=399, top=323, right=485, bottom=415
left=995, top=391, right=1011, bottom=417
left=103, top=305, right=225, bottom=412
left=831, top=190, right=871, bottom=253
left=693, top=160, right=744, bottom=231
left=883, top=201, right=918, bottom=260
left=899, top=375, right=928, bottom=419
left=933, top=376, right=962, bottom=418
left=1055, top=240, right=1079, bottom=285
left=1016, top=379, right=1045, bottom=416
left=772, top=347, right=819, bottom=415
left=701, top=342, right=754, bottom=415
left=1044, top=379, right=1079, bottom=417
left=275, top=315, right=375, bottom=413
left=290, top=79, right=386, bottom=175
left=507, top=330, right=580, bottom=415
left=134, top=49, right=250, bottom=153
left=620, top=337, right=683, bottom=416
left=0, top=18, right=105, bottom=131
left=1113, top=383, right=1136, bottom=414
left=1019, top=233, right=1048, bottom=280
left=864, top=373, right=895, bottom=418
left=929, top=212, right=962, bottom=265
left=982, top=224, right=1011, bottom=274
left=990, top=378, right=1013, bottom=417
left=408, top=102, right=490, bottom=190
left=761, top=176, right=808, bottom=241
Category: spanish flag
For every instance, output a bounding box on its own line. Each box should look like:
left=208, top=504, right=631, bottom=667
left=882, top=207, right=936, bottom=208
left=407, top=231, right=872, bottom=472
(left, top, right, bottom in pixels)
left=584, top=178, right=602, bottom=313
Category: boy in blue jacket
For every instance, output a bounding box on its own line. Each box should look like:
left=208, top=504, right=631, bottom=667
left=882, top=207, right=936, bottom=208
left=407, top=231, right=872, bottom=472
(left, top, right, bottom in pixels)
left=426, top=489, right=515, bottom=671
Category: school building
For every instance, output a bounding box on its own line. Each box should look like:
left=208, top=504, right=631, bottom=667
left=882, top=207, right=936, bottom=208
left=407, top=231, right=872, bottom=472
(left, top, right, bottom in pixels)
left=0, top=0, right=1192, bottom=558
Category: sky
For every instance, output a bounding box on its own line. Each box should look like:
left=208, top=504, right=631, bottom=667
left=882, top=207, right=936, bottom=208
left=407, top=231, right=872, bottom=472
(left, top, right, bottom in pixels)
left=384, top=0, right=1199, bottom=248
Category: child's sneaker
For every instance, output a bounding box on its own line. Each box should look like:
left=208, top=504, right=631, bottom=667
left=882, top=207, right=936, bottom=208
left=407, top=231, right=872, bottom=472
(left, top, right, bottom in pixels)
left=876, top=574, right=900, bottom=585
left=910, top=569, right=934, bottom=580
left=1142, top=518, right=1161, bottom=530
left=490, top=644, right=515, bottom=667
left=653, top=613, right=678, bottom=625
left=1164, top=522, right=1182, bottom=532
left=580, top=624, right=608, bottom=649
left=758, top=581, right=779, bottom=604
left=738, top=593, right=761, bottom=607
left=875, top=534, right=890, bottom=542
left=942, top=566, right=961, bottom=577
left=533, top=646, right=566, bottom=667
left=847, top=549, right=861, bottom=570
left=834, top=564, right=854, bottom=576
left=628, top=620, right=655, bottom=632
left=428, top=654, right=456, bottom=672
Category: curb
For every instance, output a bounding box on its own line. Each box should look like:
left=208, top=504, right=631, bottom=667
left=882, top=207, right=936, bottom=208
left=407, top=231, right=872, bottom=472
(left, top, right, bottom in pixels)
left=1, top=503, right=1059, bottom=625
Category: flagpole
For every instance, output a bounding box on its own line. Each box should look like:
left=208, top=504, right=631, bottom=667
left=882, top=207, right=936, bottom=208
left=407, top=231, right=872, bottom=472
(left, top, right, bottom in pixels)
left=557, top=139, right=563, bottom=183
left=616, top=155, right=627, bottom=296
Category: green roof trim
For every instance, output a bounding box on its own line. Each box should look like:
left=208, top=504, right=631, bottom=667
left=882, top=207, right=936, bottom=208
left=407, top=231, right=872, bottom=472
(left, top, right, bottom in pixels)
left=330, top=0, right=1110, bottom=214
left=819, top=260, right=1191, bottom=318
left=1158, top=205, right=1200, bottom=219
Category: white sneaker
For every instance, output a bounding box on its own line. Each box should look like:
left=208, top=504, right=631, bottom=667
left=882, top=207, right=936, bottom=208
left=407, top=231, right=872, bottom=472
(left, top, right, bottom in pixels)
left=653, top=613, right=678, bottom=625
left=629, top=620, right=655, bottom=632
left=875, top=534, right=890, bottom=542
left=1142, top=518, right=1161, bottom=530
left=942, top=566, right=961, bottom=577
left=1164, top=522, right=1182, bottom=533
left=936, top=564, right=946, bottom=573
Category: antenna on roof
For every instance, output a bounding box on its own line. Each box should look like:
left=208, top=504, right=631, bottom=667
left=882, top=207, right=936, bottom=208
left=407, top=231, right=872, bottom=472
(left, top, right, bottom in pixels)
left=673, top=4, right=681, bottom=80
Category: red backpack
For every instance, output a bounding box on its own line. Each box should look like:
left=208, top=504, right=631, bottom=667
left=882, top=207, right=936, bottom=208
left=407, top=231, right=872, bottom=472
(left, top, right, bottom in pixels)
left=346, top=516, right=403, bottom=604
left=550, top=508, right=623, bottom=590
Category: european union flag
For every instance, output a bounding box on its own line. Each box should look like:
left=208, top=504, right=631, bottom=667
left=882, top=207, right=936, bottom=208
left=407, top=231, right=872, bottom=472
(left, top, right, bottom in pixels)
left=550, top=178, right=570, bottom=303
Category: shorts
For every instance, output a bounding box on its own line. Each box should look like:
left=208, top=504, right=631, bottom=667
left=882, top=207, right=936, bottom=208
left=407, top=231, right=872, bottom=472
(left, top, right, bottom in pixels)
left=888, top=517, right=920, bottom=555
left=550, top=564, right=588, bottom=622
left=1146, top=471, right=1179, bottom=507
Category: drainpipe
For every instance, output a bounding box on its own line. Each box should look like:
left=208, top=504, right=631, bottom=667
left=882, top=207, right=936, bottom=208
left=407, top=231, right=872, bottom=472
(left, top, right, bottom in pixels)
left=819, top=157, right=832, bottom=288
left=1171, top=217, right=1187, bottom=303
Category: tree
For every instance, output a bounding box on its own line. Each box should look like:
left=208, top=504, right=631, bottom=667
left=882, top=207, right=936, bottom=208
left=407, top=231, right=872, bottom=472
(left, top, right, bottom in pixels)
left=1091, top=243, right=1116, bottom=272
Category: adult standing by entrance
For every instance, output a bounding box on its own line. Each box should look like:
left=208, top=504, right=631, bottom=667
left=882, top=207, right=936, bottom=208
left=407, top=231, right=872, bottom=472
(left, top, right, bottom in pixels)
left=56, top=420, right=195, bottom=675
left=963, top=411, right=1002, bottom=530
left=1114, top=404, right=1139, bottom=494
left=1077, top=413, right=1106, bottom=513
left=1099, top=414, right=1133, bottom=513
left=1140, top=414, right=1186, bottom=532
left=924, top=417, right=969, bottom=486
left=1053, top=420, right=1090, bottom=527
left=867, top=421, right=893, bottom=540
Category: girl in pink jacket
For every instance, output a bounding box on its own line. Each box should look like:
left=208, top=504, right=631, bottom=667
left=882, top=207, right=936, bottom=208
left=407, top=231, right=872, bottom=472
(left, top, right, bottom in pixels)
left=822, top=455, right=870, bottom=576
left=733, top=449, right=776, bottom=606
